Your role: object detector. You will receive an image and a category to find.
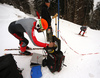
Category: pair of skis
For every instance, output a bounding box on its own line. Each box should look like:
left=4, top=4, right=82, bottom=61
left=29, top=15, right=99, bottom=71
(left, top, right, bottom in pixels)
left=5, top=48, right=43, bottom=51
left=4, top=47, right=43, bottom=56
left=76, top=33, right=87, bottom=37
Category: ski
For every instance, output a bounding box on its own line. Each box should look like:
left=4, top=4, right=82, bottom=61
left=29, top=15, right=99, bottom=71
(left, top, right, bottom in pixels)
left=75, top=33, right=87, bottom=37
left=5, top=53, right=47, bottom=56
left=78, top=34, right=88, bottom=37
left=5, top=53, right=33, bottom=56
left=4, top=48, right=43, bottom=51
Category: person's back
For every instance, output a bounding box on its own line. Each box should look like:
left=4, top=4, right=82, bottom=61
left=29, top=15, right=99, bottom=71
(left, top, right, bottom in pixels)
left=16, top=18, right=36, bottom=30
left=80, top=26, right=87, bottom=31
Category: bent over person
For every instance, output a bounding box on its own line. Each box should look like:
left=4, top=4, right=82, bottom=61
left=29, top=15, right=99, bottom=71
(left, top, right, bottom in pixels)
left=8, top=18, right=55, bottom=55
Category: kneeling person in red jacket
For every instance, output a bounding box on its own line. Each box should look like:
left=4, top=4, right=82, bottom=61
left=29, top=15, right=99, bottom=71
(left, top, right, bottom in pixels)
left=8, top=18, right=54, bottom=55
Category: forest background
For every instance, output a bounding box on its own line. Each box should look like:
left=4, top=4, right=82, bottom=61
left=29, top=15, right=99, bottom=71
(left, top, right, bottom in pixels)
left=0, top=0, right=100, bottom=30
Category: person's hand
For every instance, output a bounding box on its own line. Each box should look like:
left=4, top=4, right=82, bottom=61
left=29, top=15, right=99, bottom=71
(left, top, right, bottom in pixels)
left=48, top=42, right=54, bottom=47
left=48, top=42, right=57, bottom=48
left=44, top=42, right=57, bottom=54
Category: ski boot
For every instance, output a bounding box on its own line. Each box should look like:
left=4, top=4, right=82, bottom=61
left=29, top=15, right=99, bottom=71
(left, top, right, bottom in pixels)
left=79, top=31, right=81, bottom=35
left=78, top=33, right=81, bottom=35
left=82, top=34, right=84, bottom=36
left=26, top=46, right=31, bottom=49
left=19, top=51, right=33, bottom=55
left=82, top=32, right=85, bottom=36
left=19, top=46, right=31, bottom=50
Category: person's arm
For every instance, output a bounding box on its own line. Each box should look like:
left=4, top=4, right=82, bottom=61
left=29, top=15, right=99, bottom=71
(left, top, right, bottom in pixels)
left=31, top=22, right=49, bottom=47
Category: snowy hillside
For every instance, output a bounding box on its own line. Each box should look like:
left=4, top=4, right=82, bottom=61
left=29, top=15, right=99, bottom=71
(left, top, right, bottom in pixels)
left=0, top=3, right=100, bottom=78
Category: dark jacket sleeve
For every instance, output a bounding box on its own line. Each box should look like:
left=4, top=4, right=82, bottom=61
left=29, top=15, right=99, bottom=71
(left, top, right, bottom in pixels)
left=41, top=6, right=51, bottom=26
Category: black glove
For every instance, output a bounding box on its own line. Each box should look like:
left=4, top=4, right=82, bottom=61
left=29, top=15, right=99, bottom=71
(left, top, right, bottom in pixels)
left=44, top=45, right=57, bottom=54
left=44, top=46, right=54, bottom=54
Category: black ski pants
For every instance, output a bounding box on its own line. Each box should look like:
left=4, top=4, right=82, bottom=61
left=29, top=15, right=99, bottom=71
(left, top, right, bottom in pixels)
left=8, top=21, right=29, bottom=45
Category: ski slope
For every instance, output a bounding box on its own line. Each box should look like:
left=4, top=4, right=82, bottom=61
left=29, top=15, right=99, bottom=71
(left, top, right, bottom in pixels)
left=0, top=3, right=100, bottom=78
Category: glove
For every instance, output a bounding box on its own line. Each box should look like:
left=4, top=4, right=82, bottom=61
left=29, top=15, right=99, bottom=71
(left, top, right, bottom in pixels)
left=44, top=42, right=57, bottom=54
left=44, top=46, right=54, bottom=54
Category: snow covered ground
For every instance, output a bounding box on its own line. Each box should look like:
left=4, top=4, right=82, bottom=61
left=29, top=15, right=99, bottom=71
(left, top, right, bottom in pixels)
left=0, top=3, right=100, bottom=78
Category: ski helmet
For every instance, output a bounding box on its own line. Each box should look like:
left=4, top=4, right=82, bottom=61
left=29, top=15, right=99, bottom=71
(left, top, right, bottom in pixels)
left=39, top=18, right=48, bottom=30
